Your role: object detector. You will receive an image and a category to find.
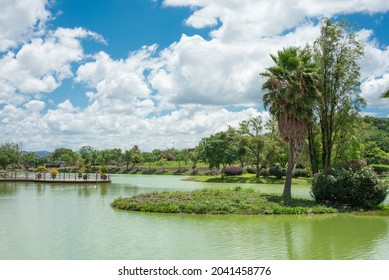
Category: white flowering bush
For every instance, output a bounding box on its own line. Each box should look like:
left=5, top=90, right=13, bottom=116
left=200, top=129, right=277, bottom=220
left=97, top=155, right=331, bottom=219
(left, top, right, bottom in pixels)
left=311, top=160, right=388, bottom=209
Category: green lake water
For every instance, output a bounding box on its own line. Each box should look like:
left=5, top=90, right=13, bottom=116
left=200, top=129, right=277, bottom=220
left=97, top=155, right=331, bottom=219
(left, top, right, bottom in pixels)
left=1, top=174, right=389, bottom=260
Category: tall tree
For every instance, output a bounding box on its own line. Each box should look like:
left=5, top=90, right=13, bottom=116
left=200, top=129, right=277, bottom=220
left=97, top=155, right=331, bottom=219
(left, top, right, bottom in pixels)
left=21, top=152, right=40, bottom=170
left=261, top=47, right=317, bottom=197
left=50, top=148, right=79, bottom=166
left=123, top=145, right=142, bottom=169
left=79, top=145, right=95, bottom=164
left=237, top=116, right=265, bottom=177
left=0, top=142, right=20, bottom=170
left=313, top=18, right=364, bottom=169
left=201, top=131, right=238, bottom=177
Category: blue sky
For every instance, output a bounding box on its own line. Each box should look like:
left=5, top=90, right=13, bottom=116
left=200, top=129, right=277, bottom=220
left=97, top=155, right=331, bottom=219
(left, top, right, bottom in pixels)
left=0, top=0, right=388, bottom=151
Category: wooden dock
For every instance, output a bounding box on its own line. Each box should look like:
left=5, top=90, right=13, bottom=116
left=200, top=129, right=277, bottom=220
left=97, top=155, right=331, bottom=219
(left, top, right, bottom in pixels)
left=0, top=172, right=111, bottom=184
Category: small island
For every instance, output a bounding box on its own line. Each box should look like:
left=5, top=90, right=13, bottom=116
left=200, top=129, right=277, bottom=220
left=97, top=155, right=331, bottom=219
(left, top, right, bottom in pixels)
left=111, top=187, right=339, bottom=215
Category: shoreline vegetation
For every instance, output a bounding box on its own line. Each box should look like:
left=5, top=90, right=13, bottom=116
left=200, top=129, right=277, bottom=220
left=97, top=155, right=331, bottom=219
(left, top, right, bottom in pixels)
left=3, top=162, right=388, bottom=216
left=111, top=186, right=389, bottom=217
left=111, top=187, right=339, bottom=215
left=109, top=165, right=388, bottom=216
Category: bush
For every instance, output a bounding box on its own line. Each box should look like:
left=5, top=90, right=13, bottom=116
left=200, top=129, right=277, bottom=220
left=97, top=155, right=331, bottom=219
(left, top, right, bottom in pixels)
left=259, top=168, right=270, bottom=177
left=100, top=165, right=108, bottom=174
left=371, top=164, right=389, bottom=175
left=50, top=168, right=59, bottom=179
left=293, top=168, right=309, bottom=178
left=269, top=165, right=286, bottom=179
left=224, top=166, right=243, bottom=176
left=36, top=166, right=46, bottom=173
left=244, top=166, right=256, bottom=174
left=311, top=161, right=388, bottom=210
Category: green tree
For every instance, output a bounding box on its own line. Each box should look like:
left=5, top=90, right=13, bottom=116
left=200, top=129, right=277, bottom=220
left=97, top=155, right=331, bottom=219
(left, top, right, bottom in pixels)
left=111, top=148, right=123, bottom=167
left=174, top=149, right=189, bottom=169
left=123, top=145, right=142, bottom=169
left=332, top=112, right=364, bottom=163
left=362, top=116, right=389, bottom=153
left=261, top=47, right=317, bottom=197
left=152, top=149, right=162, bottom=161
left=156, top=158, right=168, bottom=172
left=79, top=146, right=95, bottom=164
left=237, top=116, right=265, bottom=177
left=227, top=126, right=249, bottom=169
left=201, top=131, right=238, bottom=176
left=188, top=147, right=200, bottom=173
left=142, top=152, right=157, bottom=169
left=97, top=149, right=114, bottom=165
left=0, top=142, right=21, bottom=170
left=21, top=152, right=40, bottom=170
left=262, top=118, right=288, bottom=169
left=51, top=148, right=79, bottom=166
left=313, top=18, right=364, bottom=169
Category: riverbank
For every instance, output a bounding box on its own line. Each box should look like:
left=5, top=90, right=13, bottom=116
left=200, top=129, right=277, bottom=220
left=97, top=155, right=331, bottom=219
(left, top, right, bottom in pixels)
left=112, top=187, right=339, bottom=215
left=185, top=174, right=311, bottom=185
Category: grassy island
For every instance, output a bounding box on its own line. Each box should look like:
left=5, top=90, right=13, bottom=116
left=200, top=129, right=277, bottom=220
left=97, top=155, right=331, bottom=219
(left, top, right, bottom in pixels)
left=111, top=187, right=339, bottom=215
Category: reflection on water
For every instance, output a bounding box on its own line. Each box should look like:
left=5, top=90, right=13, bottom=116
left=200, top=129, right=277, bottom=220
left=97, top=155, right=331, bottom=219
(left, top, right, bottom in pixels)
left=1, top=174, right=389, bottom=260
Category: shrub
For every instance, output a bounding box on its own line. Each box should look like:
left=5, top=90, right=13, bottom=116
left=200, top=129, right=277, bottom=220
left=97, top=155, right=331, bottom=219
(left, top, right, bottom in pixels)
left=259, top=168, right=270, bottom=177
left=50, top=168, right=59, bottom=179
left=311, top=160, right=388, bottom=209
left=293, top=168, right=309, bottom=178
left=269, top=165, right=286, bottom=179
left=100, top=165, right=108, bottom=174
left=224, top=166, right=243, bottom=176
left=36, top=166, right=46, bottom=173
left=371, top=164, right=389, bottom=175
left=85, top=163, right=92, bottom=173
left=245, top=166, right=256, bottom=174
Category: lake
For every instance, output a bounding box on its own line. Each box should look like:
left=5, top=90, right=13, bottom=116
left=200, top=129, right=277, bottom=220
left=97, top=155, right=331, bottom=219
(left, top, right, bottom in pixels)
left=1, top=174, right=389, bottom=259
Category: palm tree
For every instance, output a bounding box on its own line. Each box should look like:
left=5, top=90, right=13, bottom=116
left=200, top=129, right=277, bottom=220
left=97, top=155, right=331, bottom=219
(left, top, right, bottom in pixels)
left=261, top=47, right=317, bottom=197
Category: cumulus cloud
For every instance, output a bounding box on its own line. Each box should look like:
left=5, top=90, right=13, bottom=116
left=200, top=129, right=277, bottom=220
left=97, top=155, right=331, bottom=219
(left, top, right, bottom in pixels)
left=0, top=0, right=50, bottom=51
left=76, top=46, right=157, bottom=116
left=24, top=100, right=46, bottom=112
left=357, top=29, right=389, bottom=108
left=150, top=23, right=320, bottom=109
left=0, top=0, right=389, bottom=151
left=164, top=0, right=389, bottom=42
left=0, top=27, right=105, bottom=104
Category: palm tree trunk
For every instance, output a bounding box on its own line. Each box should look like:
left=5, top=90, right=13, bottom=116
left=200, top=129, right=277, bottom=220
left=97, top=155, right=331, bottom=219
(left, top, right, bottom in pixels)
left=283, top=145, right=294, bottom=197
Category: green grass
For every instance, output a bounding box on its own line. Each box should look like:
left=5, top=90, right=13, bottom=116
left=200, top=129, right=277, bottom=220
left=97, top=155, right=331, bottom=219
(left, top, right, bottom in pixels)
left=352, top=205, right=389, bottom=216
left=111, top=187, right=337, bottom=215
left=185, top=174, right=311, bottom=185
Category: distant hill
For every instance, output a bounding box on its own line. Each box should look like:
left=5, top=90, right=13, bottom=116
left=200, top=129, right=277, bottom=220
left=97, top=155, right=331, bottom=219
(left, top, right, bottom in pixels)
left=31, top=151, right=51, bottom=158
left=363, top=116, right=389, bottom=133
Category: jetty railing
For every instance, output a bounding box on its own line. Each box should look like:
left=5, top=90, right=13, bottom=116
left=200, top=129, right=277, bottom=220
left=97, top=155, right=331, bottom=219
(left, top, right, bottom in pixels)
left=0, top=172, right=111, bottom=183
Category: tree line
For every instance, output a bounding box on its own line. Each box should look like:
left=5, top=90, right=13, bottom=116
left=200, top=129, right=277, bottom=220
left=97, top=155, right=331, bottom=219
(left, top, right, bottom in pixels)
left=0, top=114, right=387, bottom=174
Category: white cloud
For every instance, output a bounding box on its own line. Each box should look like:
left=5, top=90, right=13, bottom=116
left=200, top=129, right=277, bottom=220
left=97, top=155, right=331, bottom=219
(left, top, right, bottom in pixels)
left=0, top=27, right=104, bottom=106
left=1, top=0, right=389, bottom=151
left=298, top=0, right=389, bottom=16
left=0, top=0, right=50, bottom=51
left=164, top=0, right=389, bottom=42
left=358, top=29, right=389, bottom=108
left=76, top=47, right=157, bottom=116
left=361, top=74, right=389, bottom=108
left=24, top=100, right=46, bottom=112
left=150, top=23, right=320, bottom=108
